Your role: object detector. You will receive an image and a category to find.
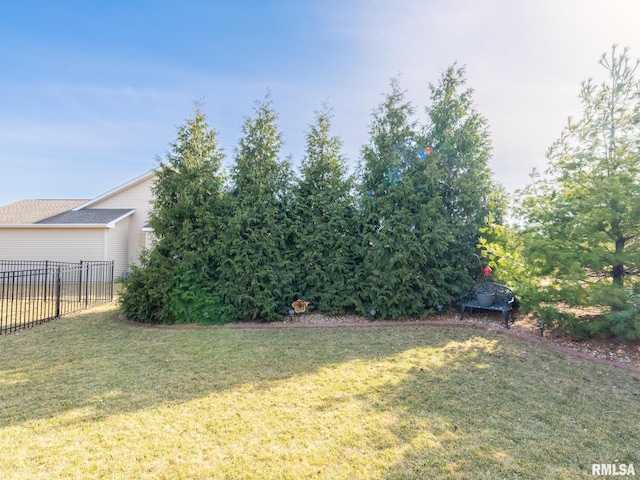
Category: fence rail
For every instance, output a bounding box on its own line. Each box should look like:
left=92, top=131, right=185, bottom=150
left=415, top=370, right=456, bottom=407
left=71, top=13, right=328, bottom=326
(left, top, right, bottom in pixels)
left=0, top=260, right=114, bottom=334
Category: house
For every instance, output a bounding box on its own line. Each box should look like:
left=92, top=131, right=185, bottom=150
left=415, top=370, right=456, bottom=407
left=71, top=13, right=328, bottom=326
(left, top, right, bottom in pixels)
left=0, top=170, right=156, bottom=278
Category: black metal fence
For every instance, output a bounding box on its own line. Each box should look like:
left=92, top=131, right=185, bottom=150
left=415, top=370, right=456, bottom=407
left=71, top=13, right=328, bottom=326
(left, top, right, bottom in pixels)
left=0, top=260, right=114, bottom=334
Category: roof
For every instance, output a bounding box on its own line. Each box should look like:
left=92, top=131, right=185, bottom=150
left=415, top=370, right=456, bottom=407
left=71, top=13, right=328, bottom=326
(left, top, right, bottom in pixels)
left=0, top=199, right=89, bottom=224
left=73, top=169, right=157, bottom=210
left=0, top=168, right=155, bottom=228
left=36, top=209, right=135, bottom=225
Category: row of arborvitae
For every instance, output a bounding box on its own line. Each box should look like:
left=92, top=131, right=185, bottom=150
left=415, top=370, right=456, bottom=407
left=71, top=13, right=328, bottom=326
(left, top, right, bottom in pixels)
left=120, top=65, right=502, bottom=324
left=122, top=48, right=640, bottom=338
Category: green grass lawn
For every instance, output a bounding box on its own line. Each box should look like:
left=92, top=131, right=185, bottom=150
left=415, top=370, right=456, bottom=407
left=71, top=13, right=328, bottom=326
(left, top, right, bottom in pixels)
left=1, top=303, right=638, bottom=479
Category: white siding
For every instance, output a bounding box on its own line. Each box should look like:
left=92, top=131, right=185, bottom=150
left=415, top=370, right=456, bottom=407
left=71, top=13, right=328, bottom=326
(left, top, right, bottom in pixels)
left=0, top=170, right=156, bottom=275
left=0, top=228, right=106, bottom=263
left=144, top=231, right=157, bottom=250
left=89, top=175, right=155, bottom=267
left=106, top=216, right=131, bottom=277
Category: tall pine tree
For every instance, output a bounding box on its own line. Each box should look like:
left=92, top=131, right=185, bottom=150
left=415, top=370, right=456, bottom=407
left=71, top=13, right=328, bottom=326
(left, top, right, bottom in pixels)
left=359, top=79, right=450, bottom=319
left=217, top=94, right=294, bottom=321
left=292, top=105, right=360, bottom=314
left=518, top=46, right=640, bottom=338
left=423, top=64, right=495, bottom=294
left=120, top=105, right=229, bottom=323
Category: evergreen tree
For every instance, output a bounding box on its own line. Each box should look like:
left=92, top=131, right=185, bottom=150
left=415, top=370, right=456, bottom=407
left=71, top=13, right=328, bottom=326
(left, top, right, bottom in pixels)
left=518, top=46, right=640, bottom=338
left=423, top=64, right=496, bottom=293
left=217, top=94, right=294, bottom=321
left=359, top=79, right=450, bottom=319
left=120, top=105, right=229, bottom=323
left=292, top=105, right=360, bottom=314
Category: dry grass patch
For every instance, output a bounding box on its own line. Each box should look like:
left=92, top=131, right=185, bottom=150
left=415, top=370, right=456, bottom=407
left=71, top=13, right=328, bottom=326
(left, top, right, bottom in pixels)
left=0, top=303, right=638, bottom=479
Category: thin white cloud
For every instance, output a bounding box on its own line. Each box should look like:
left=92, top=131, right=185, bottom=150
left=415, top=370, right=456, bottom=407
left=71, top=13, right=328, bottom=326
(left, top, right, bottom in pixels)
left=2, top=0, right=640, bottom=205
left=321, top=0, right=640, bottom=192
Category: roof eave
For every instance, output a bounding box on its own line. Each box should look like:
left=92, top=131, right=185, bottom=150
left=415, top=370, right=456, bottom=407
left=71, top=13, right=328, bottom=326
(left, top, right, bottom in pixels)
left=106, top=209, right=136, bottom=227
left=0, top=209, right=135, bottom=229
left=72, top=169, right=157, bottom=211
left=0, top=224, right=111, bottom=229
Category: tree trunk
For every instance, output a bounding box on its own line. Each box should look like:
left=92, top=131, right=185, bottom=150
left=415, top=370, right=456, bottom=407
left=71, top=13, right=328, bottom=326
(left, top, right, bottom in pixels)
left=612, top=236, right=625, bottom=287
left=610, top=235, right=627, bottom=312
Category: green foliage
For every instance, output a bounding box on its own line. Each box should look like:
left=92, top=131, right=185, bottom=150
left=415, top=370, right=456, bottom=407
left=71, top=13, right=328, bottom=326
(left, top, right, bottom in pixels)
left=424, top=64, right=496, bottom=293
left=358, top=79, right=454, bottom=318
left=122, top=72, right=504, bottom=324
left=119, top=105, right=231, bottom=324
left=587, top=291, right=640, bottom=340
left=216, top=94, right=295, bottom=321
left=119, top=251, right=174, bottom=324
left=292, top=105, right=362, bottom=314
left=166, top=262, right=232, bottom=325
left=477, top=189, right=536, bottom=309
left=517, top=46, right=640, bottom=338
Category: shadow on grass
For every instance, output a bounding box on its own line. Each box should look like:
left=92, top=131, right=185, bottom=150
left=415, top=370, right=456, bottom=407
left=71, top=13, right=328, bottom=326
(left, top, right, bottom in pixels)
left=0, top=303, right=490, bottom=429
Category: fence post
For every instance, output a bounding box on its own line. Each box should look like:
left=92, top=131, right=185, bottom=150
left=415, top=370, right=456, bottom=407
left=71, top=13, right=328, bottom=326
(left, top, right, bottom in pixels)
left=85, top=262, right=90, bottom=308
left=0, top=273, right=4, bottom=334
left=78, top=260, right=83, bottom=303
left=44, top=260, right=49, bottom=301
left=110, top=261, right=114, bottom=301
left=55, top=266, right=61, bottom=318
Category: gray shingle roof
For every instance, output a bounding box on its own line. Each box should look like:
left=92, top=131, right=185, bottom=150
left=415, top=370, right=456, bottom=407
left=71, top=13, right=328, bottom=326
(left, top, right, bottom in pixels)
left=36, top=209, right=135, bottom=225
left=0, top=199, right=89, bottom=224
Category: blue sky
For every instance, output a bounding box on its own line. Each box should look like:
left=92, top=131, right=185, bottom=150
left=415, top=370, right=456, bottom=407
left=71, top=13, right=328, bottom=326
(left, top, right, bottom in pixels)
left=2, top=0, right=640, bottom=205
